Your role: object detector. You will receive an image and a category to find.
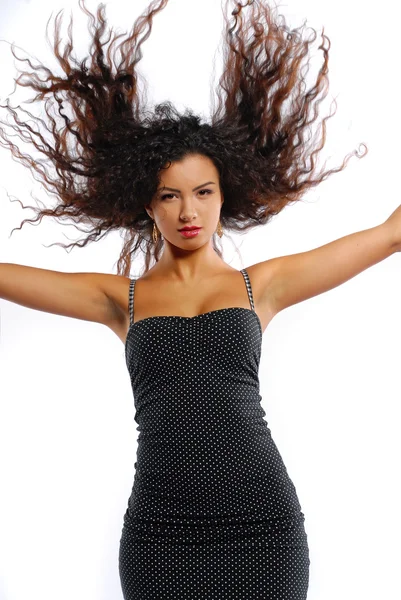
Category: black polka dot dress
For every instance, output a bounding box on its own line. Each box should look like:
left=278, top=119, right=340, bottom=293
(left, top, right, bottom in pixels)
left=119, top=268, right=310, bottom=599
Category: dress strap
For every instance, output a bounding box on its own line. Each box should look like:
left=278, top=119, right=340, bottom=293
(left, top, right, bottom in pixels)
left=240, top=268, right=255, bottom=311
left=128, top=278, right=136, bottom=326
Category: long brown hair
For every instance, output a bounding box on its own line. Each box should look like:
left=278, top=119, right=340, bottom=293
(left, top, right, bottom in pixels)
left=0, top=0, right=367, bottom=276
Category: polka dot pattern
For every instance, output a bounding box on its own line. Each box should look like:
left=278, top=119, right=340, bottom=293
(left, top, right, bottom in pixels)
left=120, top=269, right=310, bottom=599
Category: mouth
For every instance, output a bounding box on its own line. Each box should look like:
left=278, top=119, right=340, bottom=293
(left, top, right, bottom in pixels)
left=178, top=227, right=202, bottom=231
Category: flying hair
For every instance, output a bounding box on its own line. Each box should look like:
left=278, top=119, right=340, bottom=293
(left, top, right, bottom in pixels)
left=0, top=0, right=367, bottom=276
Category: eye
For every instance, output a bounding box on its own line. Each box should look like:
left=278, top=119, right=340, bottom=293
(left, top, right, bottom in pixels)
left=160, top=189, right=213, bottom=200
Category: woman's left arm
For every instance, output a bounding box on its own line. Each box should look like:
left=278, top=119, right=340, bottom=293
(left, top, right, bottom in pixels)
left=257, top=205, right=401, bottom=314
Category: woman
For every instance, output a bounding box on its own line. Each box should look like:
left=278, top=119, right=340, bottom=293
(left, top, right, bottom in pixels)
left=0, top=0, right=399, bottom=598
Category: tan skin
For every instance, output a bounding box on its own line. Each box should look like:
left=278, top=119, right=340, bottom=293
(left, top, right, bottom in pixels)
left=108, top=153, right=278, bottom=345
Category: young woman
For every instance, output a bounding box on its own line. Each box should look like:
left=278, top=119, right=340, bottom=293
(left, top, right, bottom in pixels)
left=0, top=1, right=399, bottom=598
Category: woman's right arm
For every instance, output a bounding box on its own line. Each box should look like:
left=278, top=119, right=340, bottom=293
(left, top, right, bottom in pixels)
left=0, top=263, right=122, bottom=327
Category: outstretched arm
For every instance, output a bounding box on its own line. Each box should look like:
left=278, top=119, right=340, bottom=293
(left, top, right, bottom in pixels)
left=256, top=205, right=401, bottom=314
left=0, top=264, right=120, bottom=326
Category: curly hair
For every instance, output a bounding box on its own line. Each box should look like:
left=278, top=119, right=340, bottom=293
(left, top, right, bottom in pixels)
left=0, top=0, right=367, bottom=277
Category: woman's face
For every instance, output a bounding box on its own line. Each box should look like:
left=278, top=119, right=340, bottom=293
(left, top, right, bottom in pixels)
left=145, top=153, right=224, bottom=248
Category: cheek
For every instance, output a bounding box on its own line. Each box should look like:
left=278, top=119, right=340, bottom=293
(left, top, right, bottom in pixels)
left=154, top=207, right=169, bottom=222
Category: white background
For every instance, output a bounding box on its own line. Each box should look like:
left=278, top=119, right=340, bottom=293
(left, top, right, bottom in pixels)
left=0, top=1, right=400, bottom=599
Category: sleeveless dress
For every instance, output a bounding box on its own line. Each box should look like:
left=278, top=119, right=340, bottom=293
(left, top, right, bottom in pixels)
left=119, top=268, right=310, bottom=599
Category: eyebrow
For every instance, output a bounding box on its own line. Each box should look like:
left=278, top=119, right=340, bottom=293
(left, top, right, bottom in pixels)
left=157, top=181, right=216, bottom=193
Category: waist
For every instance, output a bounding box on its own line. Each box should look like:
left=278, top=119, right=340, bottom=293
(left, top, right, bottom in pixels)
left=121, top=508, right=308, bottom=547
